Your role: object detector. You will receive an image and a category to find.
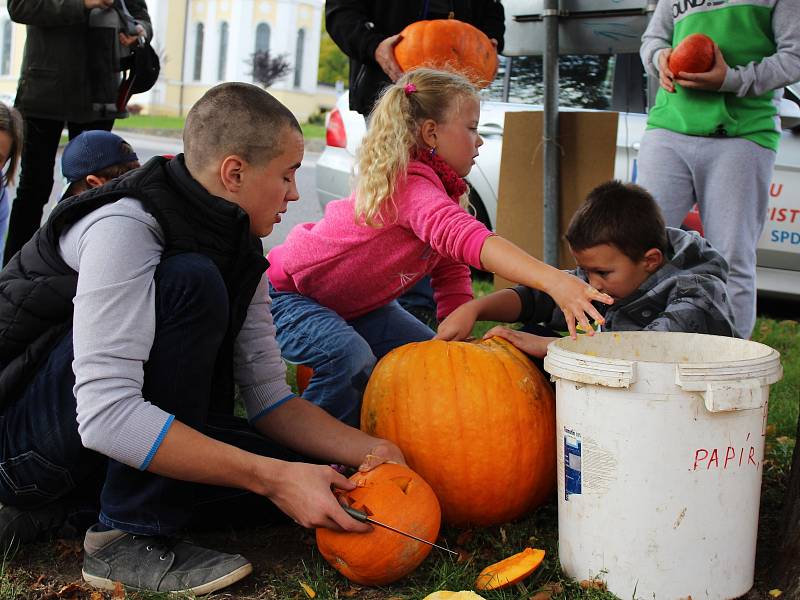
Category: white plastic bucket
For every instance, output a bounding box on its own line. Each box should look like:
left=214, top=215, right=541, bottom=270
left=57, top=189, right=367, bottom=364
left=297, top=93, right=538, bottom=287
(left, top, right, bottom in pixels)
left=543, top=331, right=783, bottom=600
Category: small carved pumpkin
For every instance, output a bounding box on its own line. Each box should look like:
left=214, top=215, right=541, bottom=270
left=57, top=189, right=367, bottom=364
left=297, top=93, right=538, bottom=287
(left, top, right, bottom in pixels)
left=316, top=463, right=441, bottom=586
left=393, top=19, right=497, bottom=88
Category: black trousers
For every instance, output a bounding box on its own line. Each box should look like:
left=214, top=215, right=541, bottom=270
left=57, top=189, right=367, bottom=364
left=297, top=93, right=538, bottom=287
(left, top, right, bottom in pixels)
left=2, top=116, right=114, bottom=265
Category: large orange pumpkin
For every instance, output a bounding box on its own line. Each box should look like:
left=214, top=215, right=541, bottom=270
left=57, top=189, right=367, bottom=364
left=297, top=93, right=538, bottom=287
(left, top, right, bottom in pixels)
left=315, top=463, right=441, bottom=586
left=361, top=338, right=556, bottom=526
left=393, top=19, right=497, bottom=88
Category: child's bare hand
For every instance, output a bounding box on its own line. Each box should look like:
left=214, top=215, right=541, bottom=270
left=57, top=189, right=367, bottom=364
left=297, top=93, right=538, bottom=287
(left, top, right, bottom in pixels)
left=483, top=326, right=555, bottom=358
left=657, top=48, right=675, bottom=92
left=548, top=273, right=612, bottom=339
left=435, top=305, right=478, bottom=341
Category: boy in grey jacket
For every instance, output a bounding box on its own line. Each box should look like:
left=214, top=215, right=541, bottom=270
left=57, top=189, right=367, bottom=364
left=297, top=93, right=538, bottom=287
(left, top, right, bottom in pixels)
left=436, top=181, right=738, bottom=357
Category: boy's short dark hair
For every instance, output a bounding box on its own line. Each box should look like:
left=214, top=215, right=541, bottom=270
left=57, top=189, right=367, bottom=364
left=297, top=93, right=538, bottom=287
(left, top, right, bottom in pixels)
left=183, top=82, right=301, bottom=173
left=565, top=180, right=668, bottom=261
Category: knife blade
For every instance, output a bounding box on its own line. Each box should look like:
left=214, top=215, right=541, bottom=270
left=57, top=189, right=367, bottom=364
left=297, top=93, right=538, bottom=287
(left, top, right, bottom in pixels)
left=342, top=506, right=458, bottom=556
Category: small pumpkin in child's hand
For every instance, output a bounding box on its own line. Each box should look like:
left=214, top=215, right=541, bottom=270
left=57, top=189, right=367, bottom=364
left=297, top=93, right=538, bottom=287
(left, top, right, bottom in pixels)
left=295, top=364, right=314, bottom=395
left=474, top=547, right=546, bottom=590
left=668, top=33, right=715, bottom=75
left=393, top=19, right=497, bottom=88
left=315, top=463, right=441, bottom=586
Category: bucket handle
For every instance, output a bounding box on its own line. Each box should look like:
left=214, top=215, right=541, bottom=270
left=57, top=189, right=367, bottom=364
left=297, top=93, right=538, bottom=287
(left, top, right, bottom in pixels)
left=698, top=380, right=766, bottom=413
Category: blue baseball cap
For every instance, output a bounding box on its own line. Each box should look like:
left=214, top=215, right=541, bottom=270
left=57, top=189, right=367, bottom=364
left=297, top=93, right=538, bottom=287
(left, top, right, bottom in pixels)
left=61, top=130, right=139, bottom=184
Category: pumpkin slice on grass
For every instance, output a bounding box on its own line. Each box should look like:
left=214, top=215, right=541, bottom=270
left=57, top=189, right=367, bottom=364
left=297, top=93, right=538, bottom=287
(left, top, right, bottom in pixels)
left=315, top=463, right=441, bottom=586
left=474, top=547, right=545, bottom=591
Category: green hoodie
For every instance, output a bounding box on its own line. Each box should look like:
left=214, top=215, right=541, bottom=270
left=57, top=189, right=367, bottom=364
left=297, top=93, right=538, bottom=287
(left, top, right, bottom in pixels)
left=640, top=0, right=800, bottom=151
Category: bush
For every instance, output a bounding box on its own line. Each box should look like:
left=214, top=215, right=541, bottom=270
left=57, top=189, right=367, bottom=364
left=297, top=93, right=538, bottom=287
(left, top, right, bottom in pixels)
left=126, top=103, right=143, bottom=115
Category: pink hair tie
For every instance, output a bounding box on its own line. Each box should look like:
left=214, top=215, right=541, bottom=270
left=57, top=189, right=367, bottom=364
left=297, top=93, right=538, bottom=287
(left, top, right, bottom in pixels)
left=404, top=83, right=417, bottom=96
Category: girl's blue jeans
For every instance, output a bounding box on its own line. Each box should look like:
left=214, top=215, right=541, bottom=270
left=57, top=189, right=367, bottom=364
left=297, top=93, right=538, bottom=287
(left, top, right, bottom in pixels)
left=269, top=285, right=435, bottom=426
left=0, top=253, right=304, bottom=536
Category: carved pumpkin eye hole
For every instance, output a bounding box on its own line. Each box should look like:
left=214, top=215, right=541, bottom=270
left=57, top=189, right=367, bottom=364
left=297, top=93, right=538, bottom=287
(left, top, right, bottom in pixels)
left=391, top=477, right=412, bottom=494
left=350, top=501, right=373, bottom=517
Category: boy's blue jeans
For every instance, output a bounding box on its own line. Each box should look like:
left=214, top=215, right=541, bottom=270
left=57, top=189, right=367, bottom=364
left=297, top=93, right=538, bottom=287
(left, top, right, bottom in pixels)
left=0, top=253, right=303, bottom=536
left=269, top=285, right=435, bottom=426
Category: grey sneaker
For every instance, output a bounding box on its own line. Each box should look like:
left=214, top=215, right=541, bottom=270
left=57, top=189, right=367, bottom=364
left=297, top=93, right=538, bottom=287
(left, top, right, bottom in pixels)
left=81, top=524, right=253, bottom=594
left=0, top=501, right=66, bottom=551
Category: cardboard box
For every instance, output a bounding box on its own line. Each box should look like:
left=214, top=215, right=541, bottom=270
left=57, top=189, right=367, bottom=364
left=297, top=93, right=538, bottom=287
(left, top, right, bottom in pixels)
left=494, top=110, right=619, bottom=289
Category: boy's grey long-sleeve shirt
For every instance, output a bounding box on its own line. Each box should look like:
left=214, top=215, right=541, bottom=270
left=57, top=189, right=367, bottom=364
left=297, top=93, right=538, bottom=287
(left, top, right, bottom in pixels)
left=59, top=198, right=293, bottom=470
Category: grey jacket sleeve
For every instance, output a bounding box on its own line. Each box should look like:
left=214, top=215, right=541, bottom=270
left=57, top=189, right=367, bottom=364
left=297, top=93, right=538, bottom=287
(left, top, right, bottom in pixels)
left=720, top=0, right=800, bottom=97
left=8, top=0, right=87, bottom=26
left=640, top=0, right=673, bottom=79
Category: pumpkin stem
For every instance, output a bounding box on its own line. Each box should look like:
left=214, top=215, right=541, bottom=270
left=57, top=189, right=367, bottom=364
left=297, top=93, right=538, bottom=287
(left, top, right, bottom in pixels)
left=448, top=10, right=454, bottom=19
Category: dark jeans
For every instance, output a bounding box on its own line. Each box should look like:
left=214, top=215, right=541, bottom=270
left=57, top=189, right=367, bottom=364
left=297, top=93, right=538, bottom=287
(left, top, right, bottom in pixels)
left=2, top=116, right=114, bottom=265
left=0, top=253, right=303, bottom=536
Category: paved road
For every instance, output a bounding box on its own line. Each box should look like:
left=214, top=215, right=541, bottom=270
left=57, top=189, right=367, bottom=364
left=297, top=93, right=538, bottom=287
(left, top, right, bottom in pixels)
left=6, top=130, right=325, bottom=250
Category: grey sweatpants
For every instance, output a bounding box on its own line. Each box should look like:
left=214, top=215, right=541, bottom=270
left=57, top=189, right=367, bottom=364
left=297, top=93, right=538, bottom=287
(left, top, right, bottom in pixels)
left=636, top=128, right=776, bottom=339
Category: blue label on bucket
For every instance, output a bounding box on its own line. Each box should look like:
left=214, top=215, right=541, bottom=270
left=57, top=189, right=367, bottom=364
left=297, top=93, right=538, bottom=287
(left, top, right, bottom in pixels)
left=564, top=428, right=582, bottom=500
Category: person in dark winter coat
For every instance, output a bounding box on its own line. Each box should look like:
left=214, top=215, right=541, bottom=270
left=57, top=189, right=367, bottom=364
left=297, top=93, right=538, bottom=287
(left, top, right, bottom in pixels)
left=326, top=0, right=505, bottom=116
left=2, top=0, right=152, bottom=266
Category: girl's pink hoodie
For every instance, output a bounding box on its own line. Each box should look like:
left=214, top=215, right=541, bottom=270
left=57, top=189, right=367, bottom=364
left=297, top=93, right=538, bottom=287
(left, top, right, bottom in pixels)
left=267, top=160, right=493, bottom=321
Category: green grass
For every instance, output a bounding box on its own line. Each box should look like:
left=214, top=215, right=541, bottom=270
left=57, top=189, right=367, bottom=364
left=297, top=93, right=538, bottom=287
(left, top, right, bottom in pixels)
left=112, top=114, right=326, bottom=139
left=301, top=122, right=326, bottom=139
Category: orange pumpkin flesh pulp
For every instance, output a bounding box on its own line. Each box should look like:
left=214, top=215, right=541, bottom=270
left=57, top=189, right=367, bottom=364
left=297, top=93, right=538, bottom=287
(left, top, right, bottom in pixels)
left=315, top=463, right=441, bottom=586
left=361, top=337, right=556, bottom=526
left=393, top=19, right=497, bottom=88
left=475, top=547, right=546, bottom=591
left=668, top=33, right=715, bottom=75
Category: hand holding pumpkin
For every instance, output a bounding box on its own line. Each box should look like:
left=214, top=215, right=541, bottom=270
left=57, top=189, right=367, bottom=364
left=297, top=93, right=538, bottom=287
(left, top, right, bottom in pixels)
left=657, top=48, right=676, bottom=93
left=482, top=326, right=555, bottom=358
left=673, top=45, right=728, bottom=91
left=266, top=461, right=372, bottom=532
left=358, top=441, right=405, bottom=472
left=435, top=303, right=479, bottom=341
left=375, top=34, right=405, bottom=82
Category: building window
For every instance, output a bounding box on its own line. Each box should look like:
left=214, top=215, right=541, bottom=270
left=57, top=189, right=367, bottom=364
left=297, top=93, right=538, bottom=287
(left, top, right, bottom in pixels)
left=0, top=21, right=11, bottom=76
left=193, top=22, right=204, bottom=81
left=217, top=21, right=229, bottom=81
left=255, top=22, right=270, bottom=53
left=293, top=28, right=305, bottom=88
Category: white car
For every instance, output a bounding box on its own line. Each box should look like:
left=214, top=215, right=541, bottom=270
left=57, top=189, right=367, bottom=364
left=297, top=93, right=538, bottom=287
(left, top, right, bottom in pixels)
left=316, top=86, right=800, bottom=300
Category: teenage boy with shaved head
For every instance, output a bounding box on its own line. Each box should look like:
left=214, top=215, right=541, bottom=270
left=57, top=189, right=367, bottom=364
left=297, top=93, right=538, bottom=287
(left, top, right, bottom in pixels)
left=0, top=82, right=403, bottom=595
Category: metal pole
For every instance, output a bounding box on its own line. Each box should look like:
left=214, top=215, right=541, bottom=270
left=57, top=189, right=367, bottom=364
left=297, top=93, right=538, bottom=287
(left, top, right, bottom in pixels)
left=502, top=55, right=513, bottom=103
left=542, top=0, right=560, bottom=267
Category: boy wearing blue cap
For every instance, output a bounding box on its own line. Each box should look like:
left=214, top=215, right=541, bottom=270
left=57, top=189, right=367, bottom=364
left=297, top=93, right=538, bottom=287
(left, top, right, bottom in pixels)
left=61, top=130, right=141, bottom=199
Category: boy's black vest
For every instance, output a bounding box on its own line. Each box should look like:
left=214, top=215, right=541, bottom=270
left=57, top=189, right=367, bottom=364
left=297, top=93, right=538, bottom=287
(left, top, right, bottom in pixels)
left=0, top=156, right=268, bottom=411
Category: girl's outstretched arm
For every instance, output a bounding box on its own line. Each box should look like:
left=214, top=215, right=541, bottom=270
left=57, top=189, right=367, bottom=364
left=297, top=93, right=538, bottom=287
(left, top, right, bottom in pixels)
left=479, top=236, right=613, bottom=338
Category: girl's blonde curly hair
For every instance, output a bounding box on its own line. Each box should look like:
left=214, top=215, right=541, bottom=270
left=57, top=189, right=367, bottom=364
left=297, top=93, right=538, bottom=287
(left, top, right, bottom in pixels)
left=354, top=68, right=479, bottom=227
